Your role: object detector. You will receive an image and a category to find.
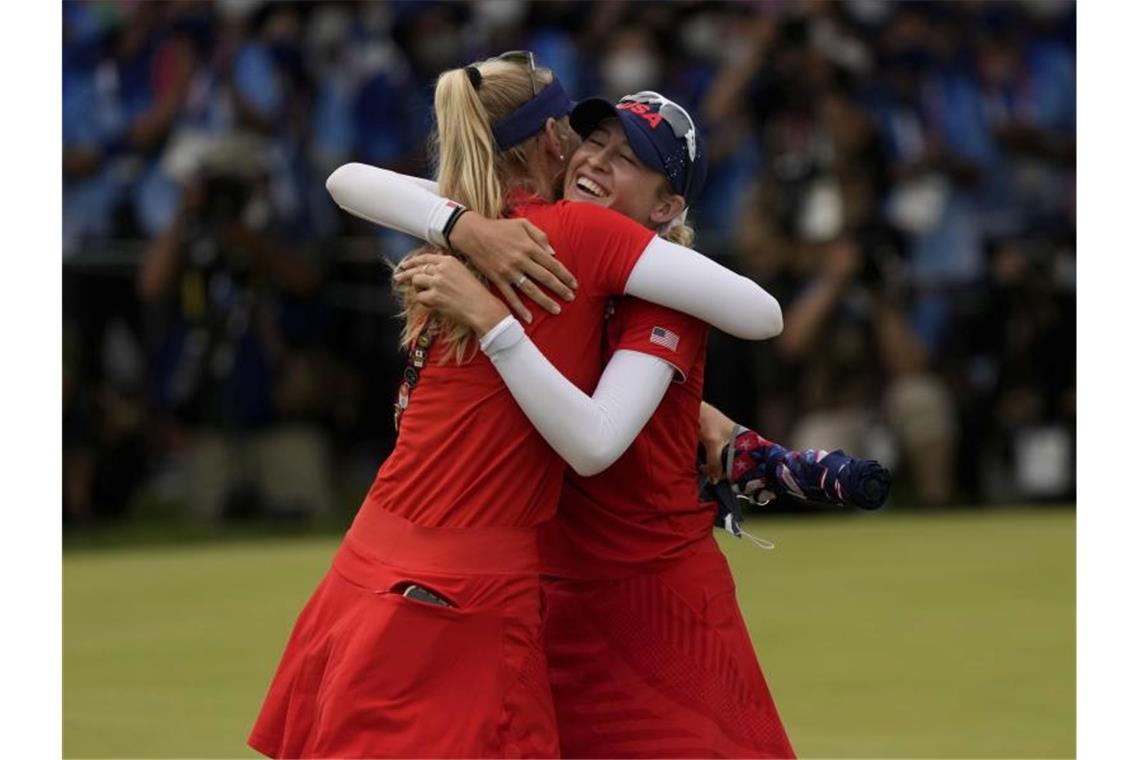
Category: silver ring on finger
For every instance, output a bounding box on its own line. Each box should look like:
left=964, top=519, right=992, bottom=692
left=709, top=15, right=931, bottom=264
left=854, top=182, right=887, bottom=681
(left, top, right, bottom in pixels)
left=514, top=274, right=529, bottom=288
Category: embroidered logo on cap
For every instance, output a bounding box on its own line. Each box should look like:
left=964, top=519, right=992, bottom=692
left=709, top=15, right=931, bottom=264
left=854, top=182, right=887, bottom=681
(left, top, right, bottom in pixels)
left=617, top=101, right=665, bottom=128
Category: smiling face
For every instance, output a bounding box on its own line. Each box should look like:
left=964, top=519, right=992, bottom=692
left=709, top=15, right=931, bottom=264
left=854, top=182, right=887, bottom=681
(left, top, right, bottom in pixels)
left=561, top=119, right=682, bottom=229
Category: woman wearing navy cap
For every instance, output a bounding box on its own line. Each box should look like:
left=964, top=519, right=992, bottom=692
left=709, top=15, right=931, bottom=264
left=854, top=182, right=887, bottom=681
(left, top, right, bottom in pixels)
left=250, top=55, right=786, bottom=759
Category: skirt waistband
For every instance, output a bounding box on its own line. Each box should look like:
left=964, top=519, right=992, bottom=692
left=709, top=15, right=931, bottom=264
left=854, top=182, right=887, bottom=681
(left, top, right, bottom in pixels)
left=341, top=504, right=540, bottom=576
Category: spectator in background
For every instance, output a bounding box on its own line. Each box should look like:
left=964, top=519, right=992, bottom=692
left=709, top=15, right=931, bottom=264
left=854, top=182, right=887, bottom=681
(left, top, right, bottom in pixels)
left=63, top=316, right=149, bottom=525
left=869, top=7, right=990, bottom=358
left=62, top=3, right=121, bottom=254
left=523, top=1, right=590, bottom=99
left=950, top=234, right=1076, bottom=503
left=63, top=1, right=194, bottom=251
left=152, top=2, right=317, bottom=238
left=598, top=26, right=663, bottom=100
left=775, top=237, right=957, bottom=507
left=137, top=141, right=333, bottom=522
left=974, top=12, right=1075, bottom=236
left=692, top=9, right=773, bottom=238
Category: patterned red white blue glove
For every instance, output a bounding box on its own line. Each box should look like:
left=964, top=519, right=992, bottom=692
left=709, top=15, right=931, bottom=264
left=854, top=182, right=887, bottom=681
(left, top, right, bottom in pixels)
left=702, top=426, right=891, bottom=537
left=725, top=427, right=890, bottom=510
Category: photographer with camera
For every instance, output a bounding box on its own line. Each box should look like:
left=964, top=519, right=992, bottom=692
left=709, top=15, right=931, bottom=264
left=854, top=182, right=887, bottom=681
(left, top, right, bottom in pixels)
left=775, top=234, right=956, bottom=507
left=727, top=66, right=957, bottom=507
left=138, top=147, right=332, bottom=522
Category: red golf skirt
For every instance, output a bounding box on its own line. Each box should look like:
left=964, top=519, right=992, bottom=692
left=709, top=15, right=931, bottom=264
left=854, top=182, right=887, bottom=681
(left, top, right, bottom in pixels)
left=541, top=538, right=796, bottom=758
left=249, top=507, right=558, bottom=758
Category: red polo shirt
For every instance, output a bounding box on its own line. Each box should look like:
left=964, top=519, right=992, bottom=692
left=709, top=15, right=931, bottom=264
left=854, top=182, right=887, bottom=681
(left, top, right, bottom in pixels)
left=353, top=195, right=656, bottom=534
left=541, top=297, right=711, bottom=578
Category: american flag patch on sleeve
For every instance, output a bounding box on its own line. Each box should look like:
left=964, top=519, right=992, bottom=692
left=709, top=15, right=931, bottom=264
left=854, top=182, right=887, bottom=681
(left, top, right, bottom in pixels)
left=650, top=326, right=680, bottom=352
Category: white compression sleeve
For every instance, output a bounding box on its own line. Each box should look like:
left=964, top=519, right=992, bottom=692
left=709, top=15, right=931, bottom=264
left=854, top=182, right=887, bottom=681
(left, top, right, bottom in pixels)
left=325, top=162, right=782, bottom=339
left=624, top=237, right=783, bottom=340
left=480, top=317, right=674, bottom=476
left=326, top=163, right=452, bottom=247
left=407, top=176, right=440, bottom=194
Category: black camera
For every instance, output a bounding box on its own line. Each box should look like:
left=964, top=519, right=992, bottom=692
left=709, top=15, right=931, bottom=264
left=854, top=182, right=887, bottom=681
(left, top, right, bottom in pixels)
left=853, top=222, right=907, bottom=292
left=200, top=173, right=252, bottom=228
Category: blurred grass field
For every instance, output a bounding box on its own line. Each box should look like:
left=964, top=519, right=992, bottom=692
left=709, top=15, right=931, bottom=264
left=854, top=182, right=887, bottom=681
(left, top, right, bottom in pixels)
left=63, top=507, right=1074, bottom=759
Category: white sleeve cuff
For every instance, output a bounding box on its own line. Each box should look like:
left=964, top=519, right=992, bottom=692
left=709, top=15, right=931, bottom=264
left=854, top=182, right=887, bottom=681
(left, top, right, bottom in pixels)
left=326, top=163, right=461, bottom=249
left=426, top=201, right=462, bottom=248
left=479, top=315, right=524, bottom=355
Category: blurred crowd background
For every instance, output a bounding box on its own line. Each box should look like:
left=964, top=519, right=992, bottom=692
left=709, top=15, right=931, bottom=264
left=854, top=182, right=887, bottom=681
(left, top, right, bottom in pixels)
left=62, top=0, right=1076, bottom=527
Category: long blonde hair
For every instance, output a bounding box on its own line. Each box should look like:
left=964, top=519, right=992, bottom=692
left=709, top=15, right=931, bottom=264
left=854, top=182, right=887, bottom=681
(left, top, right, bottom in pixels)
left=398, top=57, right=573, bottom=361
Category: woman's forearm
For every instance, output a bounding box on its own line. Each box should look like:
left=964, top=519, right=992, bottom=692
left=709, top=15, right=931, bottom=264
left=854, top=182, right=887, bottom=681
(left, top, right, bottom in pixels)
left=326, top=163, right=455, bottom=246
left=326, top=163, right=572, bottom=322
left=480, top=318, right=674, bottom=476
left=624, top=237, right=783, bottom=340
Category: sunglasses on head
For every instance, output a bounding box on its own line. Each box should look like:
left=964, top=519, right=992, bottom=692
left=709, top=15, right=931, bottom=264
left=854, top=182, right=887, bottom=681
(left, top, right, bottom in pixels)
left=618, top=91, right=697, bottom=162
left=618, top=90, right=699, bottom=199
left=496, top=50, right=538, bottom=97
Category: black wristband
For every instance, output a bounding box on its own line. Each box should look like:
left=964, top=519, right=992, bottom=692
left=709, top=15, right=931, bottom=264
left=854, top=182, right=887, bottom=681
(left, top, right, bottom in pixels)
left=442, top=206, right=468, bottom=249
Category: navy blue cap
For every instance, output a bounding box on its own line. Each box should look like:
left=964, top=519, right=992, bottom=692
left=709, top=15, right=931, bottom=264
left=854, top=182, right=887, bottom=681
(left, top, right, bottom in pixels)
left=570, top=92, right=708, bottom=204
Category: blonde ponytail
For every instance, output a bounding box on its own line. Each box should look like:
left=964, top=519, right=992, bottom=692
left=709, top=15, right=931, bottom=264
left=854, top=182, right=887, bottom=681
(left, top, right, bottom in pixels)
left=398, top=57, right=559, bottom=361
left=433, top=69, right=504, bottom=219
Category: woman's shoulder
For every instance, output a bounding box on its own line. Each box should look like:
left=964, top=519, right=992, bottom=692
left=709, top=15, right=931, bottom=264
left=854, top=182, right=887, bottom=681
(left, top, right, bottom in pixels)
left=615, top=296, right=707, bottom=328
left=547, top=200, right=656, bottom=247
left=551, top=199, right=637, bottom=225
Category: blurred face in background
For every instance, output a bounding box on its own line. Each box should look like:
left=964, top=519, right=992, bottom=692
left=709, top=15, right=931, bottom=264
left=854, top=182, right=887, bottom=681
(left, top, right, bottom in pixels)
left=562, top=119, right=681, bottom=229
left=600, top=28, right=662, bottom=99
left=407, top=5, right=463, bottom=74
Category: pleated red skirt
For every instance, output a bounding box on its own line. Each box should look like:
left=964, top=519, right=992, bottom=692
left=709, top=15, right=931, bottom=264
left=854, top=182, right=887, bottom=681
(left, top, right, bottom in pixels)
left=249, top=506, right=558, bottom=758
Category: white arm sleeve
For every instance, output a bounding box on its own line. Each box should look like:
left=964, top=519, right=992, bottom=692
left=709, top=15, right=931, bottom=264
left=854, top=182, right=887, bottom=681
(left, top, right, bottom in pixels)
left=407, top=176, right=440, bottom=194
left=325, top=162, right=782, bottom=339
left=480, top=316, right=674, bottom=476
left=624, top=236, right=784, bottom=340
left=325, top=163, right=451, bottom=247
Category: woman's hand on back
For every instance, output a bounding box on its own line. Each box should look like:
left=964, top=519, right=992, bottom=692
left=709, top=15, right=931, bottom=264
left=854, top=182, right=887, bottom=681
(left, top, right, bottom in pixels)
left=394, top=252, right=512, bottom=336
left=448, top=213, right=577, bottom=321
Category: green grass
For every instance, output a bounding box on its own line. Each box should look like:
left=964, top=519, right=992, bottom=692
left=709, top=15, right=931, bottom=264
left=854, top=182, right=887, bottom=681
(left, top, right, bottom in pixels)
left=63, top=508, right=1074, bottom=758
